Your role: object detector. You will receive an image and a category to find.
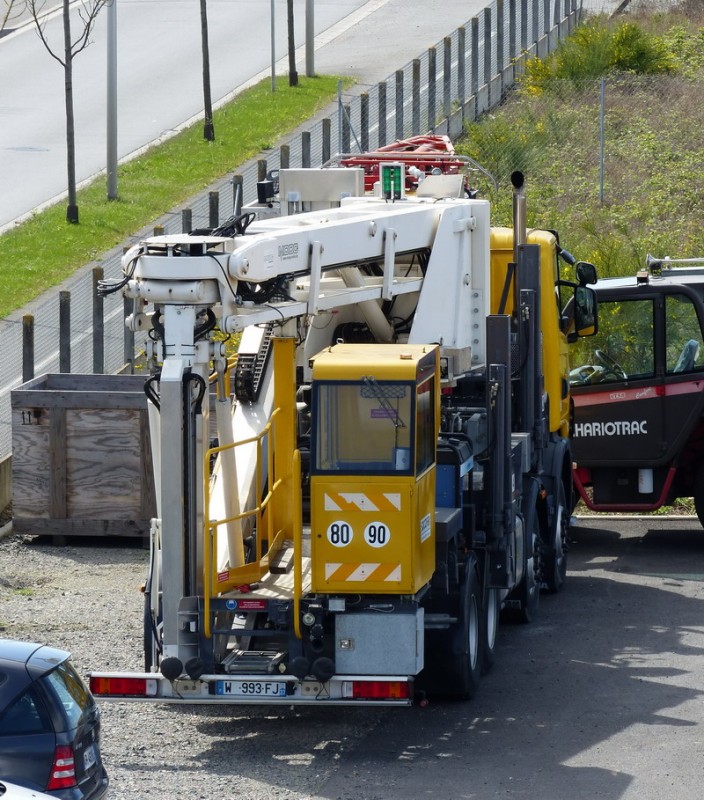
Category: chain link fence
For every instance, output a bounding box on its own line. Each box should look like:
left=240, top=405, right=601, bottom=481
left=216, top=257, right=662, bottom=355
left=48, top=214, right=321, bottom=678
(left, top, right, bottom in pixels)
left=0, top=0, right=583, bottom=459
left=457, top=71, right=704, bottom=273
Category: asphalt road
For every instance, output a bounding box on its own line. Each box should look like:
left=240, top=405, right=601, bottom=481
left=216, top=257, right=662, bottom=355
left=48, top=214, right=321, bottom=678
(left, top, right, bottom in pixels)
left=0, top=0, right=624, bottom=233
left=305, top=515, right=704, bottom=800
left=0, top=0, right=494, bottom=232
left=3, top=511, right=701, bottom=797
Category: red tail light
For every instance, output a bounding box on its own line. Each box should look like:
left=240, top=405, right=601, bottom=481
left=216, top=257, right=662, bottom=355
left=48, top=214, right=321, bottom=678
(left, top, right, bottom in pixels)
left=46, top=745, right=77, bottom=790
left=351, top=680, right=411, bottom=700
left=90, top=675, right=150, bottom=696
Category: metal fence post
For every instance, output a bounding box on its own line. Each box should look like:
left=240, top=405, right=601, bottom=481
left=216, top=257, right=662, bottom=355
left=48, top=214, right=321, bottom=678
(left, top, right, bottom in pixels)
left=428, top=48, right=436, bottom=131
left=22, top=314, right=34, bottom=383
left=209, top=191, right=219, bottom=228
left=92, top=268, right=104, bottom=374
left=280, top=145, right=290, bottom=170
left=521, top=0, right=528, bottom=50
left=232, top=174, right=243, bottom=215
left=338, top=80, right=343, bottom=155
left=532, top=0, right=539, bottom=45
left=302, top=131, right=311, bottom=167
left=378, top=82, right=387, bottom=146
left=59, top=291, right=71, bottom=374
left=412, top=60, right=421, bottom=135
left=395, top=70, right=404, bottom=140
left=544, top=0, right=550, bottom=33
left=443, top=37, right=452, bottom=120
left=497, top=0, right=505, bottom=71
left=257, top=159, right=267, bottom=182
left=484, top=7, right=492, bottom=85
left=458, top=26, right=466, bottom=103
left=322, top=118, right=331, bottom=163
left=342, top=108, right=351, bottom=153
left=600, top=77, right=605, bottom=205
left=471, top=18, right=479, bottom=97
left=361, top=93, right=370, bottom=152
left=182, top=208, right=192, bottom=233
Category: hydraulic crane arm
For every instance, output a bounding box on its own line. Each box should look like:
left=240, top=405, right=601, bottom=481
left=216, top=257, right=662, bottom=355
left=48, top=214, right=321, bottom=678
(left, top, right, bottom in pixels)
left=122, top=194, right=491, bottom=362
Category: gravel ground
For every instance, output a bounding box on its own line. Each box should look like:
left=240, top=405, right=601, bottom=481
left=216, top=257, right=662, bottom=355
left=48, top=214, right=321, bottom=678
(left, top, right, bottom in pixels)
left=0, top=531, right=385, bottom=799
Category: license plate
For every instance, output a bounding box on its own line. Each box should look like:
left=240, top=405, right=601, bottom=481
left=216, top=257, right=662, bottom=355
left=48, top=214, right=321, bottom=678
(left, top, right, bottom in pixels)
left=216, top=680, right=287, bottom=697
left=83, top=743, right=97, bottom=771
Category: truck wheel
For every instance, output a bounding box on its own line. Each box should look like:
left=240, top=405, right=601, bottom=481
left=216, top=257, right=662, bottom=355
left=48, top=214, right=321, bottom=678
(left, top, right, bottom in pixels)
left=481, top=587, right=500, bottom=674
left=542, top=480, right=568, bottom=593
left=421, top=559, right=482, bottom=700
left=449, top=561, right=482, bottom=699
left=506, top=500, right=540, bottom=624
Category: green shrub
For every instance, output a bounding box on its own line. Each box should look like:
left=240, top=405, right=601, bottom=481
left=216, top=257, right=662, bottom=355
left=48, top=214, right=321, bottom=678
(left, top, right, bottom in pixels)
left=459, top=7, right=704, bottom=280
left=521, top=16, right=675, bottom=94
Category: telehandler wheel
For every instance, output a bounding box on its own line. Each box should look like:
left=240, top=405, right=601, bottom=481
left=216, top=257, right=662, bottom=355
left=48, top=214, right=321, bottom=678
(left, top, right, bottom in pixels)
left=542, top=480, right=568, bottom=593
left=481, top=587, right=500, bottom=674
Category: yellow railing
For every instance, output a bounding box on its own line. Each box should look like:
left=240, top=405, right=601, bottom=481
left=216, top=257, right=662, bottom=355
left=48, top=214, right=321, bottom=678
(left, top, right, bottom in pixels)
left=292, top=449, right=303, bottom=640
left=203, top=337, right=302, bottom=641
left=203, top=408, right=287, bottom=638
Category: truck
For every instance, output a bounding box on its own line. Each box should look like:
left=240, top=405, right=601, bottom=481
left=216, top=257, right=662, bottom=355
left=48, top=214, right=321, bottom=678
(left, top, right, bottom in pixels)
left=569, top=254, right=704, bottom=526
left=88, top=167, right=597, bottom=706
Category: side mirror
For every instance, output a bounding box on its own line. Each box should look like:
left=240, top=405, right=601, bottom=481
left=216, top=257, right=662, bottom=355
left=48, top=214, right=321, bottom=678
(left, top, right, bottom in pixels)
left=574, top=285, right=598, bottom=337
left=576, top=261, right=597, bottom=286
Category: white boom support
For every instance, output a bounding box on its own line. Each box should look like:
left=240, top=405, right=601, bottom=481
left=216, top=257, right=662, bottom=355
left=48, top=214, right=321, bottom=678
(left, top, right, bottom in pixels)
left=124, top=195, right=491, bottom=365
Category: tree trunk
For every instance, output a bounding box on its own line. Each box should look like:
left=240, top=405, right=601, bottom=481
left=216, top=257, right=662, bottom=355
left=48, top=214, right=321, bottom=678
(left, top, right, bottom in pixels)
left=287, top=0, right=298, bottom=87
left=63, top=0, right=78, bottom=223
left=200, top=0, right=214, bottom=141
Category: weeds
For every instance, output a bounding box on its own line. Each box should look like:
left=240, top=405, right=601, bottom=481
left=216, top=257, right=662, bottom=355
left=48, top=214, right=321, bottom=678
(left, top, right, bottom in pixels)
left=458, top=4, right=704, bottom=277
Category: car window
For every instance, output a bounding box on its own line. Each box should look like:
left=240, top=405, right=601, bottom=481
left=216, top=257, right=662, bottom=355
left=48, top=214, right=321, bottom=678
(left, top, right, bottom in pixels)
left=43, top=661, right=93, bottom=728
left=665, top=294, right=704, bottom=373
left=0, top=685, right=52, bottom=735
left=570, top=298, right=655, bottom=384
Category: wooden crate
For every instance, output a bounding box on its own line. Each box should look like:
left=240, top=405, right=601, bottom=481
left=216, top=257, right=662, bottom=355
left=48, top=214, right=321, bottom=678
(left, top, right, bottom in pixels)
left=11, top=374, right=156, bottom=538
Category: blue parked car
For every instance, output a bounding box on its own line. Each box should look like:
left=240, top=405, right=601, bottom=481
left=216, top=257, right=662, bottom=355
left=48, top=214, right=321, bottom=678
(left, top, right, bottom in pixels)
left=0, top=640, right=108, bottom=799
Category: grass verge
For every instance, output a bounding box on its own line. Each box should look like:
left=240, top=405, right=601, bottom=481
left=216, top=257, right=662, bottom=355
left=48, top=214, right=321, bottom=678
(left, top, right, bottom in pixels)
left=0, top=75, right=347, bottom=319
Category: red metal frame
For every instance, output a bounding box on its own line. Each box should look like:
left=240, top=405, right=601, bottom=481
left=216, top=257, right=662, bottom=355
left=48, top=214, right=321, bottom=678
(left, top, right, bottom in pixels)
left=339, top=135, right=467, bottom=192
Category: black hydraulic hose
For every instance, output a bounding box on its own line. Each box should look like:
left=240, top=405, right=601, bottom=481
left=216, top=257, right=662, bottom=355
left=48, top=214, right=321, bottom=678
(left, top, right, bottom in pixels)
left=144, top=374, right=161, bottom=411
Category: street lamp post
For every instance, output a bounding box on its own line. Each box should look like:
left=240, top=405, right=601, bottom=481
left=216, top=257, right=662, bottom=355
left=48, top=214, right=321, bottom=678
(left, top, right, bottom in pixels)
left=305, top=0, right=314, bottom=77
left=270, top=0, right=275, bottom=91
left=106, top=0, right=117, bottom=199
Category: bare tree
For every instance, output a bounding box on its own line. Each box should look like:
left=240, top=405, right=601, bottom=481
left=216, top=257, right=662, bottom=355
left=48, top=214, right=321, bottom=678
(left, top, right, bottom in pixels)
left=27, top=0, right=107, bottom=224
left=200, top=0, right=214, bottom=141
left=287, top=0, right=297, bottom=87
left=1, top=0, right=24, bottom=34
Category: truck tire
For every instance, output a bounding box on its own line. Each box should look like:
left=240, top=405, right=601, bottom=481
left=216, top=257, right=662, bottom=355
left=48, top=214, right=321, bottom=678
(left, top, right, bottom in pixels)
left=542, top=480, right=568, bottom=593
left=448, top=560, right=482, bottom=699
left=421, top=559, right=482, bottom=700
left=481, top=587, right=500, bottom=674
left=504, top=487, right=540, bottom=624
